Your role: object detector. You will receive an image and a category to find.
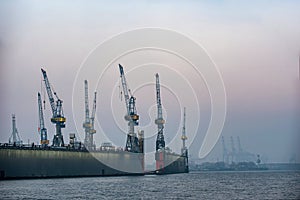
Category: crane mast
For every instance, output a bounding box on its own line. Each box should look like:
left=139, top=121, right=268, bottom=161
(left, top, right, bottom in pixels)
left=155, top=73, right=165, bottom=151
left=118, top=64, right=140, bottom=153
left=83, top=80, right=91, bottom=147
left=181, top=107, right=188, bottom=155
left=181, top=107, right=189, bottom=172
left=41, top=68, right=65, bottom=147
left=38, top=92, right=49, bottom=147
left=90, top=92, right=97, bottom=129
left=9, top=114, right=22, bottom=145
left=83, top=80, right=96, bottom=149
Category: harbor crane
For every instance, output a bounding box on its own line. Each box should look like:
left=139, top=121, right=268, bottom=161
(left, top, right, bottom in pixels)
left=155, top=73, right=166, bottom=151
left=118, top=64, right=140, bottom=153
left=41, top=68, right=66, bottom=147
left=181, top=107, right=188, bottom=155
left=237, top=136, right=243, bottom=153
left=9, top=114, right=22, bottom=145
left=230, top=136, right=236, bottom=163
left=181, top=107, right=189, bottom=172
left=221, top=136, right=229, bottom=163
left=83, top=80, right=97, bottom=149
left=38, top=92, right=49, bottom=147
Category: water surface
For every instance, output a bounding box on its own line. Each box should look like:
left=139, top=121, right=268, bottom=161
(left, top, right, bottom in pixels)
left=0, top=171, right=299, bottom=199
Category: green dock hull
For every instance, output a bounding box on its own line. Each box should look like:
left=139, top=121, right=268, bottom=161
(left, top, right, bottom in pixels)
left=0, top=147, right=144, bottom=179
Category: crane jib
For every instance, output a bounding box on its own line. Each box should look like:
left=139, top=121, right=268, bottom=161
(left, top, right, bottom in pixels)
left=119, top=64, right=131, bottom=115
left=41, top=68, right=56, bottom=117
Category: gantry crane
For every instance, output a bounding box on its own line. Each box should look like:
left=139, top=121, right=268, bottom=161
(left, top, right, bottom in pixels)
left=38, top=92, right=49, bottom=147
left=41, top=68, right=66, bottom=147
left=83, top=80, right=96, bottom=149
left=181, top=107, right=188, bottom=155
left=237, top=136, right=243, bottom=153
left=230, top=136, right=236, bottom=163
left=118, top=64, right=140, bottom=153
left=221, top=136, right=229, bottom=163
left=155, top=73, right=165, bottom=151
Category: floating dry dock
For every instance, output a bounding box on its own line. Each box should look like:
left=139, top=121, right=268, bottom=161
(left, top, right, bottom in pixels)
left=0, top=144, right=144, bottom=179
left=0, top=66, right=188, bottom=179
left=0, top=144, right=188, bottom=179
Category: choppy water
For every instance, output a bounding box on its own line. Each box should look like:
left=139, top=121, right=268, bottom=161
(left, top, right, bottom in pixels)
left=0, top=171, right=299, bottom=200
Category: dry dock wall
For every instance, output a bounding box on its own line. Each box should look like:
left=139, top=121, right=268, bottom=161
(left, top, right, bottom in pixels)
left=0, top=148, right=144, bottom=179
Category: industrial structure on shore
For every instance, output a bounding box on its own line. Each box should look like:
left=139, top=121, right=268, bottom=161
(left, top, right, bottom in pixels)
left=222, top=136, right=256, bottom=164
left=188, top=136, right=265, bottom=171
left=0, top=65, right=188, bottom=179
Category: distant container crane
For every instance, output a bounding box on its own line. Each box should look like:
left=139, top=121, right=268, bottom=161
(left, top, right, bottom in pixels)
left=41, top=68, right=66, bottom=147
left=221, top=136, right=229, bottom=163
left=237, top=136, right=243, bottom=153
left=230, top=136, right=236, bottom=163
left=222, top=136, right=256, bottom=163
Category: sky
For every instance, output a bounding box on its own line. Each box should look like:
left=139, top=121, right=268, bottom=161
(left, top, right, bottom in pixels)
left=0, top=0, right=300, bottom=164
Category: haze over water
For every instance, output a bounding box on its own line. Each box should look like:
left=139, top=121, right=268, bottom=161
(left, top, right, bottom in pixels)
left=1, top=1, right=299, bottom=164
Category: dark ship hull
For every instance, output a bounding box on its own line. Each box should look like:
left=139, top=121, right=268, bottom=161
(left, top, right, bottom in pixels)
left=0, top=146, right=144, bottom=179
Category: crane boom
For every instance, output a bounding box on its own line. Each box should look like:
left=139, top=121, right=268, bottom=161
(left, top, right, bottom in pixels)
left=119, top=64, right=130, bottom=115
left=91, top=91, right=97, bottom=127
left=41, top=68, right=56, bottom=116
left=84, top=80, right=90, bottom=124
